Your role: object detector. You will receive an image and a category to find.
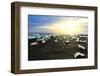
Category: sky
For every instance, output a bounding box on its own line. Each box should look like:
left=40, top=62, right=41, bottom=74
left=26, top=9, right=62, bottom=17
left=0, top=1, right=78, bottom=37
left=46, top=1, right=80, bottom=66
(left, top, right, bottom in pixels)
left=28, top=15, right=88, bottom=35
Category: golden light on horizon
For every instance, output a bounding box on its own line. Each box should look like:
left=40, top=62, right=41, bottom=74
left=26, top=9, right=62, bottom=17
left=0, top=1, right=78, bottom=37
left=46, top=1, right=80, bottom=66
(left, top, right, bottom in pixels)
left=49, top=18, right=84, bottom=35
left=38, top=17, right=88, bottom=35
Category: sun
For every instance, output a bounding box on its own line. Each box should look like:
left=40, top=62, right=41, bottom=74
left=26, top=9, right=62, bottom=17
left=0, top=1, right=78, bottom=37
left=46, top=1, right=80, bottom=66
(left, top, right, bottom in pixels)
left=49, top=19, right=80, bottom=35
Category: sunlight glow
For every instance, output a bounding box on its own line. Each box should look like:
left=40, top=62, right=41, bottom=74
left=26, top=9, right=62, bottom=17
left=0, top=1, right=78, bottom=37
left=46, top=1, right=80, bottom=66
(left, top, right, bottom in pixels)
left=50, top=20, right=79, bottom=35
left=48, top=18, right=87, bottom=35
left=37, top=17, right=88, bottom=35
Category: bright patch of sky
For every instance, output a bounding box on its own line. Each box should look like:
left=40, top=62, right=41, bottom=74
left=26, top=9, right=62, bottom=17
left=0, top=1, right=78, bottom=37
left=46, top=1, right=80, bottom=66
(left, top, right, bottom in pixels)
left=28, top=15, right=88, bottom=35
